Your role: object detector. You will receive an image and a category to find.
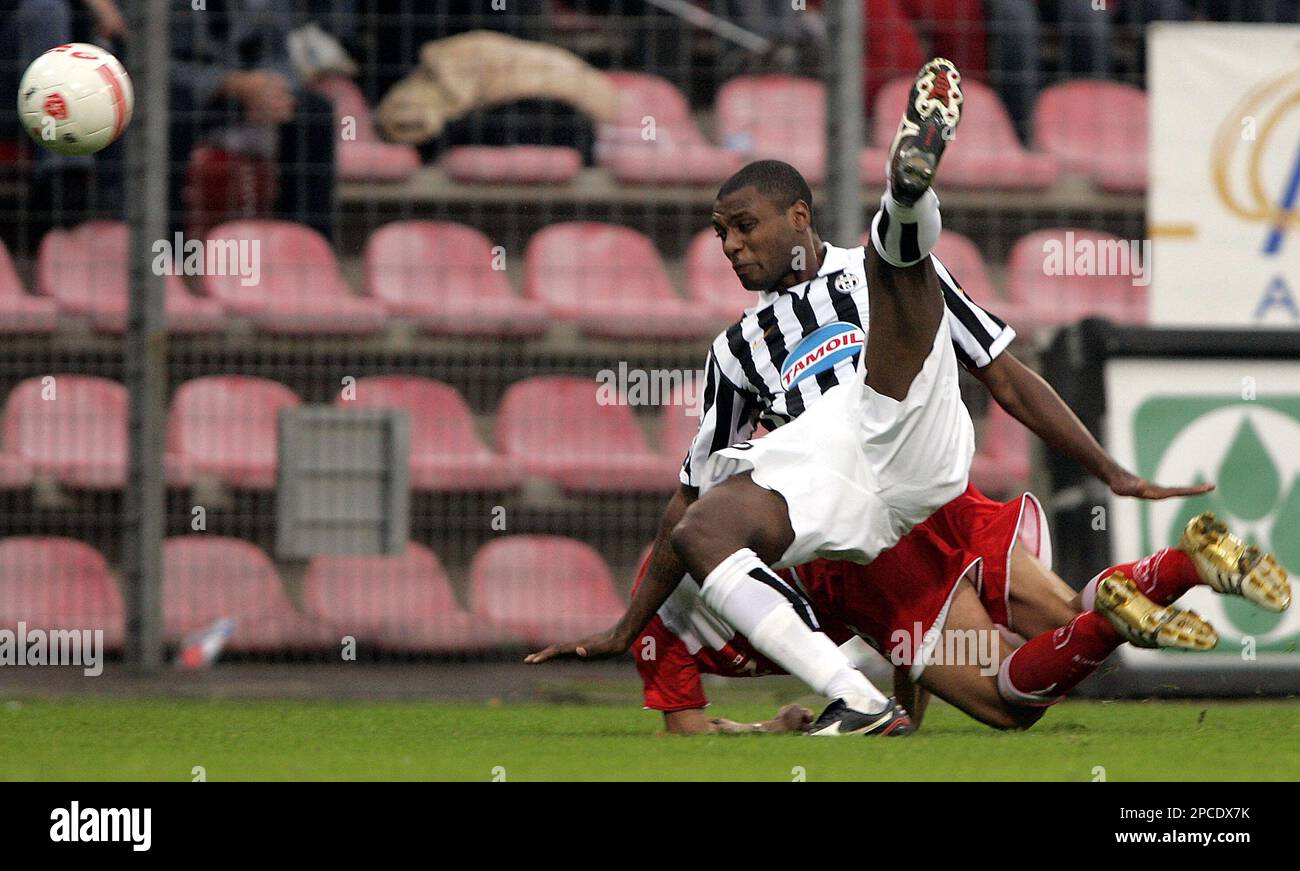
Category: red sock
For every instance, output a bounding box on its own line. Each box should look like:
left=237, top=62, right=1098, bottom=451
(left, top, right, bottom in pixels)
left=998, top=612, right=1122, bottom=706
left=1082, top=548, right=1202, bottom=608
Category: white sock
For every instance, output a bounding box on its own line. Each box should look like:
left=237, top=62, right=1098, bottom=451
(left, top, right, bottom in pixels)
left=700, top=549, right=889, bottom=713
left=870, top=187, right=941, bottom=268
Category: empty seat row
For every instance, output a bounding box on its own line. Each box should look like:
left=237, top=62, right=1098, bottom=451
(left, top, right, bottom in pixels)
left=0, top=534, right=627, bottom=653
left=1, top=219, right=1148, bottom=338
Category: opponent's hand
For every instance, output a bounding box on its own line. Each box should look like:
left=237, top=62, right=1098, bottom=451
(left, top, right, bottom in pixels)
left=524, top=629, right=629, bottom=664
left=1108, top=468, right=1216, bottom=501
left=761, top=704, right=815, bottom=733
left=222, top=70, right=296, bottom=125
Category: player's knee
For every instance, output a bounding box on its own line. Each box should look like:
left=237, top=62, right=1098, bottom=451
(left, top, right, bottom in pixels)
left=986, top=704, right=1046, bottom=731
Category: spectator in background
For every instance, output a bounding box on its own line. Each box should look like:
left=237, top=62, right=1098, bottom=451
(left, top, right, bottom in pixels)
left=860, top=0, right=989, bottom=109
left=169, top=0, right=338, bottom=240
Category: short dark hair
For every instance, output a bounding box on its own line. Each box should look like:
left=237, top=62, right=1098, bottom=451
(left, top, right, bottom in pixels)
left=717, top=160, right=813, bottom=214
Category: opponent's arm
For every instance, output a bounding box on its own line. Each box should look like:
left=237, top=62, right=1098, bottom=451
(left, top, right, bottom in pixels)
left=525, top=484, right=697, bottom=662
left=971, top=350, right=1214, bottom=500
left=664, top=705, right=814, bottom=736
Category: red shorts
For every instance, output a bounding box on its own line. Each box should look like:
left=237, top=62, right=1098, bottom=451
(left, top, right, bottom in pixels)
left=792, top=484, right=1050, bottom=678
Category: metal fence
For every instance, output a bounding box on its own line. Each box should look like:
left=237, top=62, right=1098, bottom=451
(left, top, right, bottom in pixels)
left=1, top=0, right=1272, bottom=670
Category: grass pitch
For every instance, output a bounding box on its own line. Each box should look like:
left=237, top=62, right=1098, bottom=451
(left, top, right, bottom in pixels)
left=1, top=686, right=1296, bottom=781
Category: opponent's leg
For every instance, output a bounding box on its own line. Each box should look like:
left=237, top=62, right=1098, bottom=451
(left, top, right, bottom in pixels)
left=1005, top=542, right=1080, bottom=640
left=672, top=474, right=895, bottom=731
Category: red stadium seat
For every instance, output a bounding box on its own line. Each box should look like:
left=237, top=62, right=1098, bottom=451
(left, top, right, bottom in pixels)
left=1007, top=229, right=1148, bottom=329
left=441, top=145, right=582, bottom=184
left=862, top=77, right=1058, bottom=191
left=0, top=237, right=57, bottom=334
left=2, top=375, right=126, bottom=490
left=716, top=75, right=826, bottom=184
left=659, top=384, right=705, bottom=470
left=201, top=220, right=387, bottom=335
left=496, top=375, right=679, bottom=493
left=364, top=221, right=547, bottom=337
left=685, top=226, right=758, bottom=322
left=36, top=221, right=224, bottom=334
left=309, top=75, right=421, bottom=182
left=305, top=542, right=518, bottom=652
left=1034, top=81, right=1147, bottom=193
left=970, top=403, right=1031, bottom=497
left=523, top=222, right=716, bottom=339
left=166, top=375, right=300, bottom=490
left=598, top=72, right=741, bottom=185
left=163, top=536, right=330, bottom=652
left=0, top=537, right=124, bottom=649
left=469, top=536, right=625, bottom=646
left=338, top=376, right=524, bottom=491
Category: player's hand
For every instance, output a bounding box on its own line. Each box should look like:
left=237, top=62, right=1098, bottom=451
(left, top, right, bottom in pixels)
left=1108, top=469, right=1216, bottom=501
left=524, top=629, right=629, bottom=664
left=223, top=71, right=297, bottom=125
left=763, top=704, right=815, bottom=733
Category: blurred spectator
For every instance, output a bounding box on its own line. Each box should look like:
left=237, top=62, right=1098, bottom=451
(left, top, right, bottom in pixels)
left=170, top=0, right=338, bottom=239
left=861, top=0, right=989, bottom=107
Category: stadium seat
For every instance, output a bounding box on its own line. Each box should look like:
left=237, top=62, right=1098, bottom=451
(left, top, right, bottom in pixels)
left=0, top=452, right=33, bottom=490
left=162, top=536, right=331, bottom=652
left=1034, top=81, right=1147, bottom=193
left=685, top=226, right=758, bottom=322
left=0, top=237, right=57, bottom=334
left=524, top=222, right=716, bottom=339
left=660, top=384, right=768, bottom=470
left=441, top=145, right=583, bottom=184
left=0, top=537, right=124, bottom=650
left=2, top=375, right=127, bottom=490
left=496, top=376, right=680, bottom=493
left=970, top=403, right=1031, bottom=497
left=337, top=376, right=524, bottom=491
left=598, top=72, right=741, bottom=185
left=201, top=220, right=388, bottom=335
left=1007, top=228, right=1148, bottom=329
left=309, top=75, right=421, bottom=182
left=304, top=542, right=518, bottom=652
left=36, top=221, right=224, bottom=334
left=469, top=536, right=625, bottom=646
left=363, top=221, right=547, bottom=337
left=166, top=375, right=300, bottom=490
left=862, top=77, right=1058, bottom=191
left=716, top=75, right=826, bottom=184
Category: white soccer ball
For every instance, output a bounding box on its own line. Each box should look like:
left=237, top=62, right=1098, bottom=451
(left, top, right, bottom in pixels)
left=17, top=43, right=134, bottom=156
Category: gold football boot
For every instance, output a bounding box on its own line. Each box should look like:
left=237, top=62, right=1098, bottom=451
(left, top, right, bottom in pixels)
left=1094, top=572, right=1218, bottom=650
left=1178, top=512, right=1291, bottom=612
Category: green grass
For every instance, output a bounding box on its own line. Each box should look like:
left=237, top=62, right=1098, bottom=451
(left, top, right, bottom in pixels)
left=1, top=691, right=1296, bottom=781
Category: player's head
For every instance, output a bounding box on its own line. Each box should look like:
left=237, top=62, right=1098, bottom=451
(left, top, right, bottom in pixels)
left=712, top=160, right=818, bottom=291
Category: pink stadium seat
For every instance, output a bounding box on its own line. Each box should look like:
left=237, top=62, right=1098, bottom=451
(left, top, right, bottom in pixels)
left=364, top=221, right=547, bottom=337
left=441, top=145, right=582, bottom=184
left=862, top=77, right=1058, bottom=190
left=970, top=403, right=1031, bottom=497
left=0, top=238, right=57, bottom=334
left=166, top=376, right=300, bottom=489
left=0, top=536, right=124, bottom=649
left=716, top=75, right=826, bottom=185
left=305, top=542, right=517, bottom=652
left=1007, top=229, right=1148, bottom=329
left=0, top=452, right=33, bottom=489
left=163, top=536, right=330, bottom=652
left=1034, top=81, right=1147, bottom=193
left=201, top=220, right=387, bottom=335
left=339, top=376, right=524, bottom=491
left=524, top=222, right=716, bottom=339
left=496, top=376, right=679, bottom=493
left=686, top=226, right=758, bottom=322
left=2, top=375, right=126, bottom=489
left=598, top=72, right=741, bottom=185
left=469, top=536, right=625, bottom=646
left=36, top=221, right=224, bottom=334
left=661, top=386, right=769, bottom=470
left=309, top=75, right=421, bottom=182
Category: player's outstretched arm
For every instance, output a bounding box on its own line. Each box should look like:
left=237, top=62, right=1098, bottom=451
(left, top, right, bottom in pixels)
left=525, top=485, right=698, bottom=663
left=664, top=705, right=814, bottom=736
left=972, top=351, right=1216, bottom=500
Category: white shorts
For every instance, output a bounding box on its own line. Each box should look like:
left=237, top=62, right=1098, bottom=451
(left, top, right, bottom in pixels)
left=700, top=316, right=975, bottom=569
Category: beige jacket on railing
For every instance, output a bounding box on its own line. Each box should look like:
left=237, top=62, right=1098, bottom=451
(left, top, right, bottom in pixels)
left=377, top=30, right=619, bottom=144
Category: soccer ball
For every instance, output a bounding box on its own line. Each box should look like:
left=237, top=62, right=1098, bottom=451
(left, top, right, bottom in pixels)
left=17, top=43, right=134, bottom=156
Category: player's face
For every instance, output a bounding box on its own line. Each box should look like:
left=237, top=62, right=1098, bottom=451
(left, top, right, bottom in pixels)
left=712, top=187, right=809, bottom=290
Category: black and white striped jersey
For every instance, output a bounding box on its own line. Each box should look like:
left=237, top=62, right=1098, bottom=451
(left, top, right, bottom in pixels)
left=679, top=241, right=1015, bottom=488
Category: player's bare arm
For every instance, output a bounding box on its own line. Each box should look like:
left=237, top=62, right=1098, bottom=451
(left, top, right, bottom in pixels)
left=525, top=484, right=698, bottom=663
left=971, top=350, right=1215, bottom=500
left=663, top=704, right=814, bottom=736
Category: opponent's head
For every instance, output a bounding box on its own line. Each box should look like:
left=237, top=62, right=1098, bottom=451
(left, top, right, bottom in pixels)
left=712, top=160, right=819, bottom=291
